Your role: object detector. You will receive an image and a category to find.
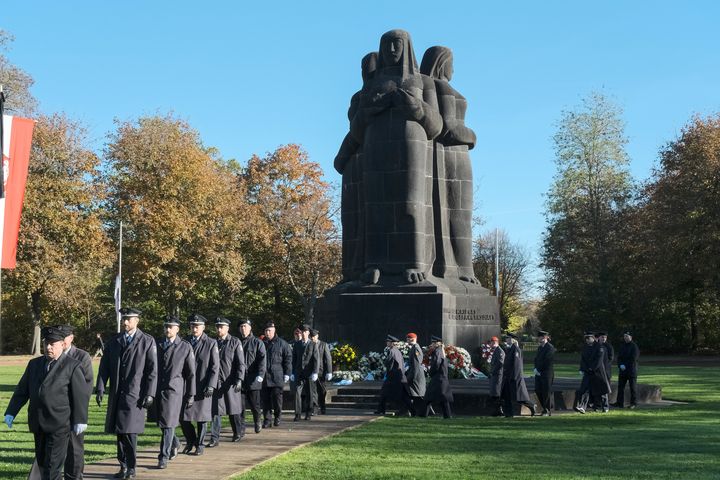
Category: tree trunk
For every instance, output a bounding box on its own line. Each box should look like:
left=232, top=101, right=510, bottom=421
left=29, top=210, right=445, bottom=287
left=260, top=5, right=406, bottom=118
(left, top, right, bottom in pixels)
left=689, top=290, right=698, bottom=351
left=30, top=290, right=42, bottom=356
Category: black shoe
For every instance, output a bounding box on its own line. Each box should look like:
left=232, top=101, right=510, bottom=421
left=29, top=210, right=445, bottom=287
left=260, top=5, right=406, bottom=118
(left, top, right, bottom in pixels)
left=182, top=444, right=194, bottom=455
left=169, top=445, right=178, bottom=460
left=158, top=461, right=167, bottom=469
left=125, top=470, right=136, bottom=479
left=273, top=417, right=281, bottom=427
left=529, top=404, right=537, bottom=416
left=194, top=445, right=204, bottom=456
left=629, top=404, right=637, bottom=410
left=574, top=407, right=586, bottom=414
left=602, top=408, right=609, bottom=413
left=304, top=412, right=312, bottom=421
left=294, top=414, right=301, bottom=421
left=254, top=422, right=262, bottom=433
left=262, top=418, right=271, bottom=429
left=231, top=435, right=242, bottom=442
left=206, top=438, right=219, bottom=448
left=113, top=469, right=127, bottom=479
left=609, top=402, right=622, bottom=407
left=320, top=408, right=326, bottom=415
left=373, top=410, right=385, bottom=415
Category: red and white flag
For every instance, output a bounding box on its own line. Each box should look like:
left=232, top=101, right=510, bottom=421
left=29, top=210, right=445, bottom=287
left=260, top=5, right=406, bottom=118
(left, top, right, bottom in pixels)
left=1, top=114, right=34, bottom=269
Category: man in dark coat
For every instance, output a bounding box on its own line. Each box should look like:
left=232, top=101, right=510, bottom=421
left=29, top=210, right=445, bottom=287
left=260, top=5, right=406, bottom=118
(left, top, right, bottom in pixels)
left=405, top=333, right=426, bottom=416
left=423, top=335, right=453, bottom=418
left=501, top=333, right=536, bottom=417
left=533, top=330, right=556, bottom=416
left=208, top=317, right=246, bottom=446
left=292, top=324, right=319, bottom=421
left=596, top=331, right=614, bottom=382
left=613, top=331, right=640, bottom=409
left=311, top=329, right=333, bottom=414
left=150, top=316, right=195, bottom=469
left=180, top=314, right=219, bottom=456
left=239, top=318, right=267, bottom=433
left=96, top=307, right=158, bottom=479
left=574, top=331, right=611, bottom=414
left=262, top=322, right=292, bottom=428
left=5, top=327, right=89, bottom=480
left=488, top=336, right=505, bottom=416
left=374, top=335, right=413, bottom=416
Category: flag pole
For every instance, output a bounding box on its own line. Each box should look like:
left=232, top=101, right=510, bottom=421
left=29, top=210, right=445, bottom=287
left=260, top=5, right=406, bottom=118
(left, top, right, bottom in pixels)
left=0, top=84, right=5, bottom=354
left=116, top=221, right=123, bottom=333
left=494, top=227, right=500, bottom=297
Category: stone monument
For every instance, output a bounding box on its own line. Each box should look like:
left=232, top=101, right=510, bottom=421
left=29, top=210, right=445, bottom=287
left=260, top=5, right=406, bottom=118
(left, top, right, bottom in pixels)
left=315, top=29, right=500, bottom=360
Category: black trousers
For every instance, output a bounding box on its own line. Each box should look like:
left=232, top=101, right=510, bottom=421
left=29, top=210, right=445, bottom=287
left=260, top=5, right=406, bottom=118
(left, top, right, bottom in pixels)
left=241, top=390, right=262, bottom=426
left=210, top=414, right=242, bottom=440
left=116, top=433, right=137, bottom=471
left=617, top=374, right=638, bottom=406
left=410, top=396, right=425, bottom=417
left=261, top=386, right=283, bottom=420
left=425, top=400, right=451, bottom=418
left=535, top=374, right=554, bottom=413
left=377, top=388, right=413, bottom=414
left=159, top=427, right=180, bottom=461
left=314, top=380, right=327, bottom=411
left=33, top=427, right=70, bottom=480
left=294, top=378, right=316, bottom=414
left=502, top=387, right=534, bottom=416
left=64, top=431, right=84, bottom=479
left=180, top=421, right=207, bottom=448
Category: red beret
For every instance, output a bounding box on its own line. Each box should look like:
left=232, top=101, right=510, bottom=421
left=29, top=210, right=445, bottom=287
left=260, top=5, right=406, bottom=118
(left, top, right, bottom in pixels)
left=491, top=336, right=499, bottom=342
left=406, top=333, right=417, bottom=339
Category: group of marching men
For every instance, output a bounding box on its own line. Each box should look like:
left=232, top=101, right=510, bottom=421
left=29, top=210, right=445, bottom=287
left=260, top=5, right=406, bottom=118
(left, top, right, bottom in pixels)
left=3, top=308, right=334, bottom=480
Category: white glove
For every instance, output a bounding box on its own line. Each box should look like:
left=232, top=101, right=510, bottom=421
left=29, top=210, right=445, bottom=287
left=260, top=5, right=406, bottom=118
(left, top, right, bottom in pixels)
left=284, top=375, right=290, bottom=383
left=73, top=424, right=87, bottom=435
left=290, top=374, right=295, bottom=382
left=325, top=373, right=332, bottom=381
left=255, top=376, right=263, bottom=384
left=4, top=415, right=13, bottom=428
left=533, top=368, right=539, bottom=376
left=579, top=370, right=584, bottom=376
left=311, top=373, right=318, bottom=382
left=620, top=364, right=626, bottom=371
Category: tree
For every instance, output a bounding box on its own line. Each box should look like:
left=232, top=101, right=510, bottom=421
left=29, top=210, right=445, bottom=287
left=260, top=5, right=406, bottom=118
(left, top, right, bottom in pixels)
left=473, top=229, right=531, bottom=330
left=540, top=92, right=634, bottom=349
left=241, top=144, right=341, bottom=326
left=4, top=114, right=111, bottom=354
left=0, top=30, right=37, bottom=115
left=104, top=114, right=248, bottom=320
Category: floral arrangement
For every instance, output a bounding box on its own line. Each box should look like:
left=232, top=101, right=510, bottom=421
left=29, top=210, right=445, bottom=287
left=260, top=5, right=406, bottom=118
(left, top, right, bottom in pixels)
left=478, top=341, right=495, bottom=376
left=331, top=370, right=364, bottom=382
left=445, top=345, right=473, bottom=378
left=358, top=351, right=386, bottom=380
left=330, top=343, right=358, bottom=371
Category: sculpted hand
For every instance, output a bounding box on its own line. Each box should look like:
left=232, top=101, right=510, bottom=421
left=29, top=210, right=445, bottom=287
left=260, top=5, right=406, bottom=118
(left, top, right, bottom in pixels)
left=234, top=381, right=243, bottom=393
left=142, top=396, right=154, bottom=409
left=311, top=373, right=318, bottom=382
left=4, top=415, right=13, bottom=428
left=96, top=392, right=103, bottom=407
left=284, top=375, right=290, bottom=383
left=73, top=423, right=87, bottom=435
left=204, top=387, right=214, bottom=398
left=185, top=396, right=194, bottom=408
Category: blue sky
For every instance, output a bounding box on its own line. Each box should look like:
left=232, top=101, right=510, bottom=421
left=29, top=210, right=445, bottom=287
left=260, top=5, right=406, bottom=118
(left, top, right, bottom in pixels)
left=3, top=1, right=720, bottom=293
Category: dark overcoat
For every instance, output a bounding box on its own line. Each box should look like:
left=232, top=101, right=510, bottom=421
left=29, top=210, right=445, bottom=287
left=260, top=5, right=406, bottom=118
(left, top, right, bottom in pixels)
left=533, top=342, right=556, bottom=393
left=264, top=336, right=292, bottom=388
left=67, top=346, right=94, bottom=396
left=183, top=333, right=219, bottom=422
left=579, top=343, right=611, bottom=396
left=214, top=334, right=246, bottom=416
left=424, top=347, right=453, bottom=403
left=381, top=346, right=408, bottom=402
left=405, top=343, right=426, bottom=397
left=501, top=343, right=531, bottom=403
left=488, top=346, right=505, bottom=397
left=617, top=341, right=640, bottom=378
left=241, top=334, right=267, bottom=391
left=5, top=353, right=88, bottom=433
left=292, top=340, right=319, bottom=380
left=317, top=340, right=333, bottom=377
left=602, top=341, right=614, bottom=381
left=97, top=329, right=158, bottom=434
left=150, top=337, right=195, bottom=428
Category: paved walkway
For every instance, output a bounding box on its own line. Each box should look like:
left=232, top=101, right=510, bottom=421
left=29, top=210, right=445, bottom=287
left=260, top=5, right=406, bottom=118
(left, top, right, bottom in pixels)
left=82, top=410, right=376, bottom=480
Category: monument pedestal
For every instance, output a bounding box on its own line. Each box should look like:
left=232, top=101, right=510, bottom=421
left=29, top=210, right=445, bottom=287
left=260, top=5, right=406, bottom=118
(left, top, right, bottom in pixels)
left=315, top=277, right=500, bottom=362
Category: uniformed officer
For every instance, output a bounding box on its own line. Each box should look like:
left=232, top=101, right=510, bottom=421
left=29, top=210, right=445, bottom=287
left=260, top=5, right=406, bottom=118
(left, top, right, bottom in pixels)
left=613, top=331, right=640, bottom=409
left=488, top=336, right=505, bottom=416
left=424, top=335, right=453, bottom=419
left=374, top=335, right=413, bottom=416
left=596, top=331, right=614, bottom=382
left=208, top=316, right=246, bottom=446
left=180, top=313, right=219, bottom=455
left=501, top=332, right=536, bottom=417
left=310, top=329, right=333, bottom=414
left=533, top=330, right=556, bottom=416
left=574, top=331, right=611, bottom=413
left=405, top=333, right=426, bottom=416
left=292, top=324, right=319, bottom=421
left=5, top=326, right=88, bottom=480
left=151, top=316, right=196, bottom=469
left=261, top=321, right=291, bottom=428
left=238, top=318, right=267, bottom=433
left=96, top=307, right=158, bottom=479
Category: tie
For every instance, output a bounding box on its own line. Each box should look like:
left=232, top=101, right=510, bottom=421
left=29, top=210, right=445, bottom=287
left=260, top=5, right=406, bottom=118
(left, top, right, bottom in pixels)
left=125, top=334, right=133, bottom=346
left=46, top=360, right=55, bottom=373
left=192, top=337, right=198, bottom=347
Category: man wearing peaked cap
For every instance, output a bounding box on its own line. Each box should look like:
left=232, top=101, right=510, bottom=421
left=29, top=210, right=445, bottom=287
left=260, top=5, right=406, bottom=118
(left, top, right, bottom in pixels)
left=292, top=324, right=319, bottom=421
left=5, top=327, right=89, bottom=480
left=424, top=335, right=454, bottom=418
left=574, top=331, right=611, bottom=414
left=613, top=331, right=640, bottom=409
left=374, top=335, right=413, bottom=416
left=181, top=313, right=218, bottom=456
left=533, top=330, right=556, bottom=416
left=488, top=336, right=505, bottom=416
left=405, top=332, right=426, bottom=416
left=208, top=316, right=246, bottom=446
left=501, top=332, right=536, bottom=417
left=238, top=318, right=267, bottom=433
left=596, top=331, right=614, bottom=411
left=151, top=315, right=195, bottom=469
left=310, top=329, right=333, bottom=414
left=97, top=307, right=157, bottom=479
left=262, top=321, right=292, bottom=428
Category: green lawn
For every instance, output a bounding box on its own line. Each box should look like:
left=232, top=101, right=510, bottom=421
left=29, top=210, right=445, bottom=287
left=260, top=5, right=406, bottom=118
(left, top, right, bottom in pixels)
left=234, top=362, right=720, bottom=480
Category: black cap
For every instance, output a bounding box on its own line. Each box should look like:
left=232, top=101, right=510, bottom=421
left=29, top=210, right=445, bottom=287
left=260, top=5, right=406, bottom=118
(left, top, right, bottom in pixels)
left=386, top=334, right=399, bottom=342
left=623, top=331, right=632, bottom=337
left=310, top=329, right=319, bottom=337
left=120, top=307, right=142, bottom=318
left=187, top=313, right=207, bottom=325
left=504, top=332, right=518, bottom=339
left=42, top=326, right=65, bottom=343
left=215, top=317, right=231, bottom=326
left=595, top=331, right=607, bottom=337
left=238, top=318, right=252, bottom=326
left=584, top=331, right=595, bottom=337
left=537, top=330, right=549, bottom=337
left=430, top=334, right=442, bottom=343
left=264, top=321, right=276, bottom=329
left=56, top=324, right=74, bottom=337
left=164, top=316, right=181, bottom=326
left=299, top=324, right=310, bottom=332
